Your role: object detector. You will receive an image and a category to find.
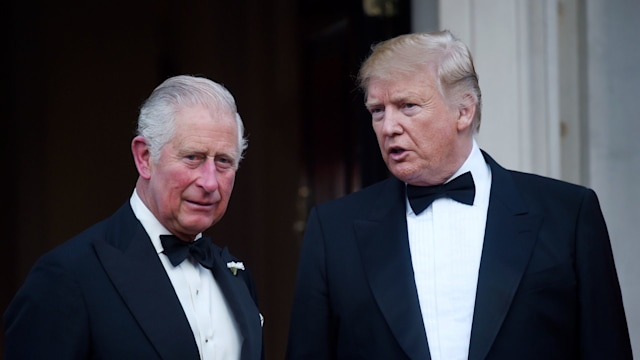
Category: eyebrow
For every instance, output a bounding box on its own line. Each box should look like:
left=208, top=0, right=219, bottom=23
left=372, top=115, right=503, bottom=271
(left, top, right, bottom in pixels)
left=365, top=92, right=418, bottom=108
left=364, top=100, right=381, bottom=108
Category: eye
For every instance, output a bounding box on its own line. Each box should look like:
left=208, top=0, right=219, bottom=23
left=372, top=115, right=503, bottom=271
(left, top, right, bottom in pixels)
left=215, top=156, right=235, bottom=170
left=402, top=103, right=420, bottom=115
left=183, top=154, right=205, bottom=166
left=368, top=106, right=384, bottom=121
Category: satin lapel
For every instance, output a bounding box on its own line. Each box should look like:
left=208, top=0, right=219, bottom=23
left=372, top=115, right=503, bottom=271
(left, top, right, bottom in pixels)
left=211, top=248, right=261, bottom=360
left=94, top=204, right=199, bottom=360
left=468, top=153, right=542, bottom=360
left=354, top=178, right=431, bottom=360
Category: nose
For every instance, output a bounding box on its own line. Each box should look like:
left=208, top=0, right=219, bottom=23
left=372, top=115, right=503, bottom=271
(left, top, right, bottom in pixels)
left=198, top=157, right=220, bottom=192
left=380, top=108, right=403, bottom=136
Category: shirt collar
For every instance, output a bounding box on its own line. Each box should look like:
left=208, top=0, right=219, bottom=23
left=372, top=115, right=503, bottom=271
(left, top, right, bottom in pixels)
left=129, top=189, right=202, bottom=254
left=449, top=139, right=487, bottom=184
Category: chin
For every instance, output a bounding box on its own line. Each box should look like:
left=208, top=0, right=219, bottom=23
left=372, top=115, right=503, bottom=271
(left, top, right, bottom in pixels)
left=388, top=167, right=412, bottom=182
left=182, top=217, right=215, bottom=232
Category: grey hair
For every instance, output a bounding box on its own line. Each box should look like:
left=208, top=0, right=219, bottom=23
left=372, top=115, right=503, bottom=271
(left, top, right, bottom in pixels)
left=358, top=30, right=482, bottom=132
left=137, top=75, right=248, bottom=165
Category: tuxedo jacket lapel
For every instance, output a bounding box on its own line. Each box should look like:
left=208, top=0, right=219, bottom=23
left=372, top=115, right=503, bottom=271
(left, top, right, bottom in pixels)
left=354, top=178, right=431, bottom=360
left=211, top=247, right=262, bottom=360
left=468, top=153, right=542, bottom=360
left=94, top=204, right=200, bottom=360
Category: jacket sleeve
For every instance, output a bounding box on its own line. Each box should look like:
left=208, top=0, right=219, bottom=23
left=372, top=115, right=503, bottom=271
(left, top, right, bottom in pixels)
left=576, top=189, right=632, bottom=359
left=286, top=207, right=335, bottom=360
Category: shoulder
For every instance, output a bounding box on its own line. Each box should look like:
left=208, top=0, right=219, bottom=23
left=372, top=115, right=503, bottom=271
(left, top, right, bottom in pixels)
left=500, top=156, right=593, bottom=197
left=484, top=151, right=597, bottom=210
left=33, top=202, right=133, bottom=272
left=510, top=170, right=598, bottom=212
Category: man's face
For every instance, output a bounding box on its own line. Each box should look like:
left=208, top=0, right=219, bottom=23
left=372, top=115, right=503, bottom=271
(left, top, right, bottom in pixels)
left=366, top=68, right=471, bottom=186
left=146, top=105, right=239, bottom=239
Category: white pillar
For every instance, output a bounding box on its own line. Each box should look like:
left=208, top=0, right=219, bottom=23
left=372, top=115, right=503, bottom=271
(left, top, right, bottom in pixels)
left=432, top=0, right=640, bottom=355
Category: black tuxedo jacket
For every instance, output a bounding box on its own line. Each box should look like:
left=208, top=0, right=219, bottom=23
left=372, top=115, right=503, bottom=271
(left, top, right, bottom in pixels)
left=4, top=202, right=263, bottom=360
left=286, top=151, right=632, bottom=360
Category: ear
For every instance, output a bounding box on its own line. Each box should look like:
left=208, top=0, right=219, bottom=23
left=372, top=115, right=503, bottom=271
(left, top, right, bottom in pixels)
left=132, top=135, right=152, bottom=180
left=456, top=94, right=476, bottom=132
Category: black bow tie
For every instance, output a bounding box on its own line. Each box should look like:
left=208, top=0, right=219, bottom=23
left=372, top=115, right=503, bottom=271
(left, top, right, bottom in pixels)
left=406, top=171, right=476, bottom=215
left=160, top=235, right=215, bottom=269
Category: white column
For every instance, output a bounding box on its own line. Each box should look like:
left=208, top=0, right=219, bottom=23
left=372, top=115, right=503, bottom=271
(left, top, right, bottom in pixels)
left=585, top=0, right=640, bottom=356
left=439, top=0, right=561, bottom=178
left=433, top=0, right=640, bottom=355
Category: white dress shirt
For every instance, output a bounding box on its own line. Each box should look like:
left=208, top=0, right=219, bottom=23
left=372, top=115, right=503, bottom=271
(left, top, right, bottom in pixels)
left=130, top=190, right=242, bottom=360
left=406, top=140, right=491, bottom=360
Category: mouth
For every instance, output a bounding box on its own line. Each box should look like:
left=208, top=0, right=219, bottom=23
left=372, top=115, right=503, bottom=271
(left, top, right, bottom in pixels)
left=186, top=199, right=216, bottom=208
left=388, top=146, right=407, bottom=160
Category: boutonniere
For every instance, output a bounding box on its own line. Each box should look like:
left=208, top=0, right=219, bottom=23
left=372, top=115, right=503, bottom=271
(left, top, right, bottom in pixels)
left=226, top=261, right=245, bottom=276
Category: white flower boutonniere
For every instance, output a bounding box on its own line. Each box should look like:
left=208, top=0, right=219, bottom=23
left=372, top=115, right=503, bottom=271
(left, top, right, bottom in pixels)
left=226, top=261, right=245, bottom=276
